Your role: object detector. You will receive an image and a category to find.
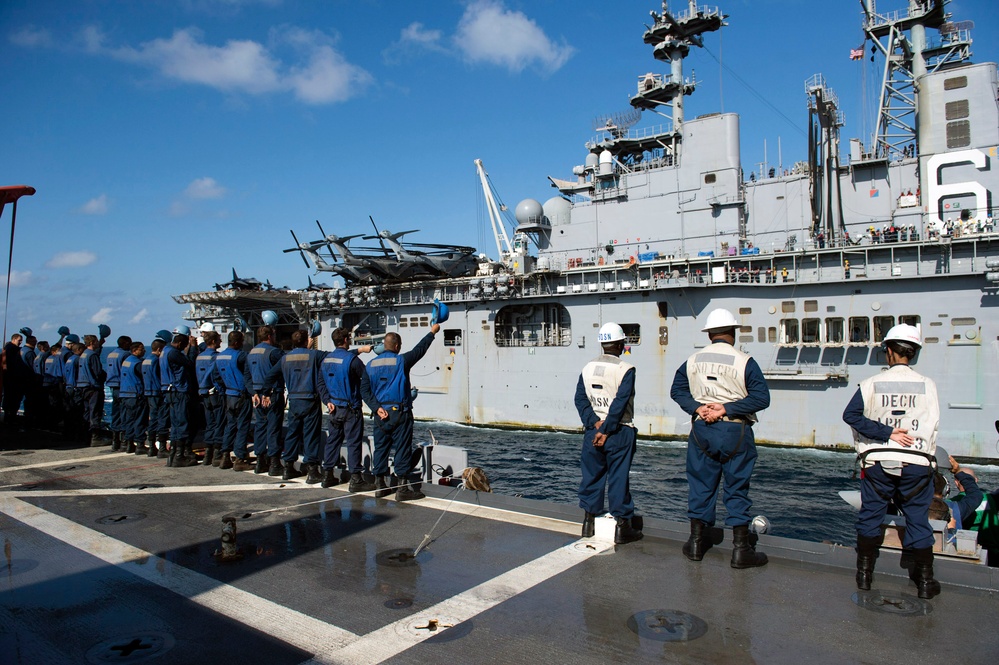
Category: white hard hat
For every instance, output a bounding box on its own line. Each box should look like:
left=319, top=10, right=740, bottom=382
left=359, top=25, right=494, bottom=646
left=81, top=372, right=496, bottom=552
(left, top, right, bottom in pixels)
left=199, top=322, right=214, bottom=332
left=597, top=322, right=626, bottom=343
left=701, top=308, right=739, bottom=332
left=883, top=323, right=921, bottom=348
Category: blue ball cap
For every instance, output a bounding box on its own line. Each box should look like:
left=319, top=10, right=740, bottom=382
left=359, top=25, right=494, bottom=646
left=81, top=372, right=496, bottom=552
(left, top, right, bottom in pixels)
left=155, top=329, right=173, bottom=343
left=19, top=326, right=32, bottom=337
left=261, top=310, right=278, bottom=326
left=309, top=319, right=322, bottom=337
left=57, top=326, right=70, bottom=336
left=97, top=324, right=111, bottom=339
left=65, top=333, right=81, bottom=344
left=431, top=298, right=449, bottom=325
left=174, top=324, right=191, bottom=336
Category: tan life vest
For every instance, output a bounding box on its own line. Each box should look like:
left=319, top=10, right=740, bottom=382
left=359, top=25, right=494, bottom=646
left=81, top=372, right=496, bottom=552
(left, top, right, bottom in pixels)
left=854, top=364, right=939, bottom=466
left=685, top=342, right=756, bottom=423
left=581, top=354, right=635, bottom=428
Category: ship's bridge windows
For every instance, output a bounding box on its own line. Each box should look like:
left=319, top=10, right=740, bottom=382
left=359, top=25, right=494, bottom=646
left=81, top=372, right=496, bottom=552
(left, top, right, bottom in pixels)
left=768, top=327, right=777, bottom=343
left=779, top=319, right=799, bottom=345
left=825, top=318, right=845, bottom=344
left=781, top=301, right=795, bottom=313
left=621, top=324, right=641, bottom=345
left=494, top=303, right=571, bottom=348
left=342, top=311, right=386, bottom=344
left=801, top=318, right=820, bottom=345
left=849, top=317, right=870, bottom=344
left=873, top=316, right=895, bottom=343
left=804, top=300, right=818, bottom=313
left=443, top=329, right=462, bottom=347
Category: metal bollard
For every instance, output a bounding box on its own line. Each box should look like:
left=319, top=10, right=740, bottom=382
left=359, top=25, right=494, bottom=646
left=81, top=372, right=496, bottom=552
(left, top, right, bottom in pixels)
left=214, top=517, right=244, bottom=562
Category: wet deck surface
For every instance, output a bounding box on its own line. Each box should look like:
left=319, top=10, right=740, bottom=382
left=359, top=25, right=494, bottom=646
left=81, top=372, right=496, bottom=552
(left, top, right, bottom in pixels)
left=1, top=442, right=997, bottom=664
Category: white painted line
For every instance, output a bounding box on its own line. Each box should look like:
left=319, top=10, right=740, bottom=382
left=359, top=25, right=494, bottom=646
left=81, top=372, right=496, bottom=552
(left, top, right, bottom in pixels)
left=10, top=483, right=318, bottom=497
left=0, top=452, right=132, bottom=474
left=307, top=539, right=613, bottom=665
left=0, top=494, right=358, bottom=651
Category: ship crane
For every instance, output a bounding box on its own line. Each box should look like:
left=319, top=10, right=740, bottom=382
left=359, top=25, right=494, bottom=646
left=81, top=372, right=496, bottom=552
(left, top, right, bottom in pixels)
left=475, top=158, right=520, bottom=268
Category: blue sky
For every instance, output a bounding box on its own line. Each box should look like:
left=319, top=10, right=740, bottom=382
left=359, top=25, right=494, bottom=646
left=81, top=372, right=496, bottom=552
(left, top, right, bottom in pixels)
left=2, top=0, right=996, bottom=344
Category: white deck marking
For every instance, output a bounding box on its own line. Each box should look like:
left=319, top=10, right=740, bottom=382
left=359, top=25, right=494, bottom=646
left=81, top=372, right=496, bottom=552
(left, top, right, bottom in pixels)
left=0, top=494, right=358, bottom=651
left=0, top=451, right=131, bottom=474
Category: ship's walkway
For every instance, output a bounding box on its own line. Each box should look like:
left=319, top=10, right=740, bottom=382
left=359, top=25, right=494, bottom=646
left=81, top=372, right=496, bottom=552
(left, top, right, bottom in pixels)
left=1, top=442, right=997, bottom=664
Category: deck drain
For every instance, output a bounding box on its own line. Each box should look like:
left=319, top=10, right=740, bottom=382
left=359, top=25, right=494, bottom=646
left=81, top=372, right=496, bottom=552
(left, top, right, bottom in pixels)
left=627, top=610, right=708, bottom=642
left=400, top=615, right=470, bottom=642
left=3, top=559, right=39, bottom=576
left=376, top=548, right=430, bottom=567
left=86, top=631, right=175, bottom=663
left=0, top=451, right=33, bottom=456
left=385, top=598, right=413, bottom=609
left=54, top=464, right=88, bottom=472
left=96, top=513, right=147, bottom=525
left=852, top=591, right=932, bottom=616
left=124, top=484, right=164, bottom=491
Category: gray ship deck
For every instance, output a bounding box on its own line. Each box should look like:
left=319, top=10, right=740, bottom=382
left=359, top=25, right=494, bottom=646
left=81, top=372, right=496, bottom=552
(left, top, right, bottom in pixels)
left=1, top=441, right=997, bottom=664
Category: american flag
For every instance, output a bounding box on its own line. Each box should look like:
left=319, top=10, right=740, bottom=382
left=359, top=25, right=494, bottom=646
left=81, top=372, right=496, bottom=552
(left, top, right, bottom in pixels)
left=850, top=46, right=864, bottom=60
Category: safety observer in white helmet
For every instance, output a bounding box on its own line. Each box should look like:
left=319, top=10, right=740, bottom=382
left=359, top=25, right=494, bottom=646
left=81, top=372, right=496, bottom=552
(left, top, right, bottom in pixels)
left=842, top=321, right=943, bottom=599
left=670, top=308, right=771, bottom=569
left=573, top=322, right=643, bottom=545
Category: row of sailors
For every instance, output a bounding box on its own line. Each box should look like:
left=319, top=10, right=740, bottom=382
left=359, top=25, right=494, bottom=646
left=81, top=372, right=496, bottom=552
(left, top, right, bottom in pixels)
left=14, top=322, right=440, bottom=501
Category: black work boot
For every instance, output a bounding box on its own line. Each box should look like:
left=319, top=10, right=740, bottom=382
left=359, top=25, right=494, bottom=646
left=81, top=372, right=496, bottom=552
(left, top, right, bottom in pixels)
left=348, top=472, right=375, bottom=492
left=614, top=516, right=644, bottom=544
left=125, top=438, right=137, bottom=454
left=683, top=519, right=708, bottom=561
left=233, top=456, right=254, bottom=472
left=396, top=481, right=425, bottom=502
left=90, top=431, right=111, bottom=447
left=282, top=461, right=303, bottom=480
left=731, top=524, right=768, bottom=569
left=254, top=454, right=269, bottom=474
left=111, top=431, right=122, bottom=452
left=855, top=534, right=883, bottom=590
left=157, top=433, right=170, bottom=458
left=581, top=512, right=596, bottom=538
left=910, top=547, right=942, bottom=599
left=203, top=445, right=216, bottom=467
left=268, top=458, right=283, bottom=477
left=134, top=439, right=148, bottom=455
left=306, top=463, right=323, bottom=485
left=374, top=475, right=393, bottom=498
left=219, top=451, right=233, bottom=470
left=321, top=469, right=340, bottom=488
left=146, top=435, right=158, bottom=457
left=174, top=445, right=199, bottom=467
left=212, top=446, right=224, bottom=467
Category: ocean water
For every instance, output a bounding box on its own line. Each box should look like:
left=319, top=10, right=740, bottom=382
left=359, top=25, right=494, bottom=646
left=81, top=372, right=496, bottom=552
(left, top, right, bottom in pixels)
left=413, top=421, right=999, bottom=546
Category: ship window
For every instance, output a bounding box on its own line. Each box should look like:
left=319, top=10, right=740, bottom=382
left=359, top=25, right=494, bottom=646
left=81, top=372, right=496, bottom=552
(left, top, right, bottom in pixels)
left=621, top=324, right=641, bottom=345
left=899, top=315, right=921, bottom=327
left=873, top=316, right=895, bottom=342
left=849, top=317, right=870, bottom=344
left=952, top=317, right=976, bottom=326
left=740, top=325, right=752, bottom=333
left=781, top=301, right=795, bottom=313
left=739, top=307, right=752, bottom=315
left=946, top=120, right=971, bottom=149
left=943, top=76, right=967, bottom=90
left=342, top=311, right=386, bottom=343
left=739, top=335, right=753, bottom=343
left=804, top=300, right=818, bottom=313
left=780, top=319, right=799, bottom=345
left=443, top=329, right=462, bottom=347
left=494, top=303, right=571, bottom=348
left=704, top=173, right=717, bottom=184
left=945, top=100, right=969, bottom=121
left=825, top=317, right=845, bottom=344
left=768, top=327, right=777, bottom=343
left=929, top=321, right=942, bottom=326
left=801, top=318, right=820, bottom=345
left=418, top=316, right=430, bottom=327
left=399, top=319, right=409, bottom=328
left=659, top=326, right=669, bottom=346
left=758, top=327, right=765, bottom=343
left=924, top=337, right=939, bottom=344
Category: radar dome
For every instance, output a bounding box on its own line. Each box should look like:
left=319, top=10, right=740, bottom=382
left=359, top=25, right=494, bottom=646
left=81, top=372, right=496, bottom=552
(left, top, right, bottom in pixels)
left=515, top=199, right=544, bottom=225
left=585, top=152, right=599, bottom=168
left=543, top=197, right=570, bottom=226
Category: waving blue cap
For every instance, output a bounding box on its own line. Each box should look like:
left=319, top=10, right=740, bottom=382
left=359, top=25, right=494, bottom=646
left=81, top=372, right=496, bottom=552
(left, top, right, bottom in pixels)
left=57, top=326, right=70, bottom=336
left=431, top=298, right=449, bottom=325
left=261, top=310, right=278, bottom=326
left=310, top=319, right=322, bottom=337
left=97, top=324, right=111, bottom=339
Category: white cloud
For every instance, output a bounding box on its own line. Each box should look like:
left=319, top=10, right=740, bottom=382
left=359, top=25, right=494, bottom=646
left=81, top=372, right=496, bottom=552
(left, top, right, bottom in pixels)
left=84, top=24, right=370, bottom=104
left=168, top=200, right=190, bottom=217
left=454, top=0, right=574, bottom=73
left=46, top=251, right=98, bottom=269
left=90, top=307, right=114, bottom=324
left=0, top=270, right=32, bottom=287
left=9, top=26, right=53, bottom=48
left=79, top=194, right=109, bottom=215
left=184, top=177, right=226, bottom=200
left=399, top=22, right=446, bottom=52
left=129, top=308, right=149, bottom=324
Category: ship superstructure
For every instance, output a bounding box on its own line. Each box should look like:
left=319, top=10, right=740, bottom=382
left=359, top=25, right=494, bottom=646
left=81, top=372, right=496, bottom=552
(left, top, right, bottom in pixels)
left=176, top=0, right=999, bottom=459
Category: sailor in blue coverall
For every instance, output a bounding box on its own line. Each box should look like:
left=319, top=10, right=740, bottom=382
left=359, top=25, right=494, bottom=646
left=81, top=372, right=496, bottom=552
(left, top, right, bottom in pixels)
left=76, top=335, right=109, bottom=447
left=118, top=342, right=148, bottom=454
left=320, top=328, right=375, bottom=491
left=360, top=324, right=439, bottom=501
left=262, top=329, right=329, bottom=483
left=160, top=333, right=198, bottom=467
left=141, top=338, right=168, bottom=458
left=670, top=308, right=770, bottom=568
left=195, top=331, right=226, bottom=466
left=105, top=336, right=133, bottom=451
left=574, top=322, right=642, bottom=544
left=214, top=330, right=255, bottom=472
left=249, top=325, right=285, bottom=477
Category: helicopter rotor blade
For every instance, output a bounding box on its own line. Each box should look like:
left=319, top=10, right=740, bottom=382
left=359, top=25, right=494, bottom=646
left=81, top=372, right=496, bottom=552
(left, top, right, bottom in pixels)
left=289, top=229, right=310, bottom=268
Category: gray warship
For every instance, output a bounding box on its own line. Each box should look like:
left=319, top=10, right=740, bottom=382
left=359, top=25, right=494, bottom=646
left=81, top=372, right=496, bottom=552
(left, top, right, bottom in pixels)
left=176, top=0, right=999, bottom=460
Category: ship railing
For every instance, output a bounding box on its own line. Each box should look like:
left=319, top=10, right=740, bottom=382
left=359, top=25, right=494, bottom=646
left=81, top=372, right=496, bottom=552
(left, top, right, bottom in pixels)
left=591, top=123, right=674, bottom=146
left=671, top=5, right=723, bottom=24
